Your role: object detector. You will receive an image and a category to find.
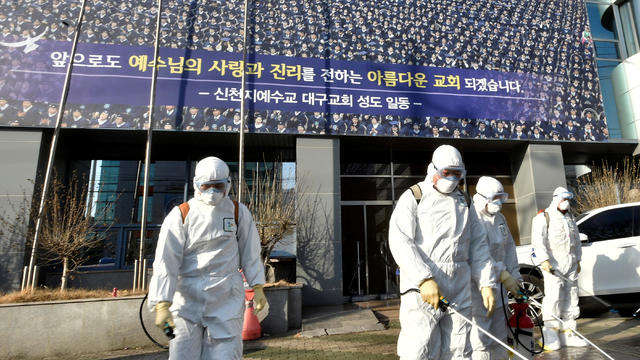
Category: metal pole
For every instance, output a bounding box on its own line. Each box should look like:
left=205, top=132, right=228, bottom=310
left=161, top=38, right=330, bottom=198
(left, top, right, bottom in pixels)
left=130, top=161, right=142, bottom=223
left=356, top=241, right=362, bottom=296
left=133, top=259, right=139, bottom=290
left=21, top=266, right=27, bottom=291
left=85, top=159, right=97, bottom=217
left=237, top=0, right=251, bottom=203
left=363, top=206, right=370, bottom=295
left=183, top=155, right=191, bottom=202
left=31, top=265, right=39, bottom=290
left=25, top=0, right=88, bottom=290
left=142, top=258, right=148, bottom=291
left=137, top=0, right=163, bottom=291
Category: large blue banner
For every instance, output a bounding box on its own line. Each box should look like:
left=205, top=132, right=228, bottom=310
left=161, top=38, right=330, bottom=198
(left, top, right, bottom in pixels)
left=0, top=0, right=608, bottom=141
left=13, top=40, right=539, bottom=120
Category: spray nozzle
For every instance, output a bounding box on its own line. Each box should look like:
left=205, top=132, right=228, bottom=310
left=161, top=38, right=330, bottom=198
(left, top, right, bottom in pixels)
left=438, top=296, right=450, bottom=312
left=515, top=291, right=529, bottom=302
left=516, top=286, right=530, bottom=301
left=163, top=322, right=175, bottom=339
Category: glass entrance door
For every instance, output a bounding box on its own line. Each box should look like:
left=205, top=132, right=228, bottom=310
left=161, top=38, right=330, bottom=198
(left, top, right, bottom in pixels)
left=341, top=203, right=397, bottom=298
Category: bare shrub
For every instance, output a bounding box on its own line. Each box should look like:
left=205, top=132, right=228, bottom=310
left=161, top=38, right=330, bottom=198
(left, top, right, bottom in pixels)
left=0, top=288, right=147, bottom=304
left=229, top=162, right=298, bottom=283
left=0, top=172, right=116, bottom=292
left=245, top=164, right=296, bottom=268
left=574, top=157, right=640, bottom=214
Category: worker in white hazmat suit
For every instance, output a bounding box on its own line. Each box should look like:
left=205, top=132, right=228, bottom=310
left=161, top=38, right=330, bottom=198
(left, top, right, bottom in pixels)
left=469, top=176, right=522, bottom=360
left=389, top=145, right=497, bottom=360
left=148, top=156, right=266, bottom=360
left=531, top=186, right=586, bottom=350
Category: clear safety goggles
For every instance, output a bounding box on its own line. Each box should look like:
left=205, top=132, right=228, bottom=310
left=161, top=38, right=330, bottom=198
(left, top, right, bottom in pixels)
left=555, top=191, right=574, bottom=200
left=434, top=165, right=466, bottom=181
left=195, top=178, right=228, bottom=193
left=478, top=191, right=508, bottom=204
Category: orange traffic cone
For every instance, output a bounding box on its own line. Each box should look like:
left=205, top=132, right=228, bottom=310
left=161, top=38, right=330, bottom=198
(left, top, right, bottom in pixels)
left=242, top=288, right=261, bottom=340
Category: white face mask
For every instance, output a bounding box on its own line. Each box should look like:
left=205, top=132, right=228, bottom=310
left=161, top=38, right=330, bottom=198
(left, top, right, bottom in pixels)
left=486, top=200, right=502, bottom=215
left=434, top=177, right=459, bottom=194
left=196, top=190, right=225, bottom=206
left=558, top=200, right=570, bottom=211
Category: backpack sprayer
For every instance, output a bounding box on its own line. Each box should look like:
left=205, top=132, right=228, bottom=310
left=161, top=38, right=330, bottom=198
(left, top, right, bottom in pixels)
left=499, top=284, right=542, bottom=357
left=401, top=288, right=530, bottom=360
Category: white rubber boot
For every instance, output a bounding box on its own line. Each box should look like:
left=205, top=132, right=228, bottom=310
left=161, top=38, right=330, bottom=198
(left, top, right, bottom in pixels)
left=562, top=320, right=588, bottom=347
left=539, top=326, right=561, bottom=351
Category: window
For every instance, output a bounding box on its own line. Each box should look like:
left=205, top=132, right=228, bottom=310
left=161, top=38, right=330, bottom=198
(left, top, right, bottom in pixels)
left=341, top=177, right=393, bottom=201
left=587, top=2, right=618, bottom=41
left=579, top=207, right=634, bottom=242
left=596, top=59, right=623, bottom=138
left=620, top=0, right=640, bottom=56
left=81, top=229, right=119, bottom=269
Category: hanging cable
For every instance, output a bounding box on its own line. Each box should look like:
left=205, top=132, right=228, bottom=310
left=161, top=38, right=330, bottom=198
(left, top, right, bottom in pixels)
left=139, top=293, right=169, bottom=349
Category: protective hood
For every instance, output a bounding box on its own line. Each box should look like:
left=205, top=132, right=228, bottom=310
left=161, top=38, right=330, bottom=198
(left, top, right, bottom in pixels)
left=427, top=145, right=465, bottom=194
left=426, top=145, right=464, bottom=183
left=549, top=186, right=571, bottom=211
left=193, top=156, right=231, bottom=201
left=431, top=144, right=464, bottom=171
left=426, top=162, right=437, bottom=183
left=473, top=176, right=506, bottom=216
left=474, top=176, right=504, bottom=204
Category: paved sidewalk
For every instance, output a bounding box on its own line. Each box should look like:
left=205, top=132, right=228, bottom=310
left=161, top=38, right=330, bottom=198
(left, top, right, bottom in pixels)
left=47, top=300, right=640, bottom=360
left=244, top=314, right=640, bottom=360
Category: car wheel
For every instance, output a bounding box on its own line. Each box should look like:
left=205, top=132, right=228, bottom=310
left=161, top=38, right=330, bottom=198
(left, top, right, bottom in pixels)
left=519, top=273, right=544, bottom=325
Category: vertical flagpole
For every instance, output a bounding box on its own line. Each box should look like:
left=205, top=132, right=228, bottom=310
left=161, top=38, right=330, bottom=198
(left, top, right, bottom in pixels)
left=25, top=0, right=88, bottom=290
left=137, top=0, right=163, bottom=290
left=238, top=0, right=250, bottom=203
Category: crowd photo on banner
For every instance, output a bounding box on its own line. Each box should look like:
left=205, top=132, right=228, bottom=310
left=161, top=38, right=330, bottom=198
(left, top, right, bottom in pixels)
left=0, top=0, right=608, bottom=141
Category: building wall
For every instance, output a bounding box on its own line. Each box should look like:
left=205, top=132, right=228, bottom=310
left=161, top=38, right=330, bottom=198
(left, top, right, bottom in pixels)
left=0, top=130, right=44, bottom=292
left=612, top=52, right=640, bottom=145
left=295, top=137, right=343, bottom=305
left=512, top=144, right=567, bottom=245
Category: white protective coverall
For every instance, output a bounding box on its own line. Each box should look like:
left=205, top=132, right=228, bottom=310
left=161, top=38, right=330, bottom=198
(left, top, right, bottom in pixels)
left=389, top=145, right=495, bottom=360
left=470, top=177, right=521, bottom=360
left=148, top=157, right=265, bottom=360
left=531, top=186, right=583, bottom=349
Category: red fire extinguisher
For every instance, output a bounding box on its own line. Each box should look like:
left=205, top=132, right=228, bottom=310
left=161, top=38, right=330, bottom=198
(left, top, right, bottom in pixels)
left=508, top=302, right=534, bottom=357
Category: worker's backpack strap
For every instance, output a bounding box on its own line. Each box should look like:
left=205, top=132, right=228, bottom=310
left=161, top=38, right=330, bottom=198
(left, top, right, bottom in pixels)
left=461, top=190, right=471, bottom=208
left=544, top=211, right=550, bottom=229
left=232, top=200, right=239, bottom=226
left=177, top=200, right=239, bottom=225
left=410, top=183, right=470, bottom=208
left=410, top=184, right=423, bottom=204
left=536, top=209, right=550, bottom=230
left=179, top=202, right=190, bottom=224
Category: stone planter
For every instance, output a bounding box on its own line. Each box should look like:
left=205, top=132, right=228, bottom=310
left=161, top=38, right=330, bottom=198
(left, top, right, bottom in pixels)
left=260, top=284, right=303, bottom=335
left=0, top=296, right=165, bottom=360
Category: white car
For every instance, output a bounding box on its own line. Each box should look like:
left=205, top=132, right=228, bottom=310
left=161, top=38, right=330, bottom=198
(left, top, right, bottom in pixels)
left=516, top=202, right=640, bottom=316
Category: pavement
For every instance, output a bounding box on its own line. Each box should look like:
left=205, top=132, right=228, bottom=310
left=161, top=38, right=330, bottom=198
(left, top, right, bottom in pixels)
left=47, top=299, right=640, bottom=360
